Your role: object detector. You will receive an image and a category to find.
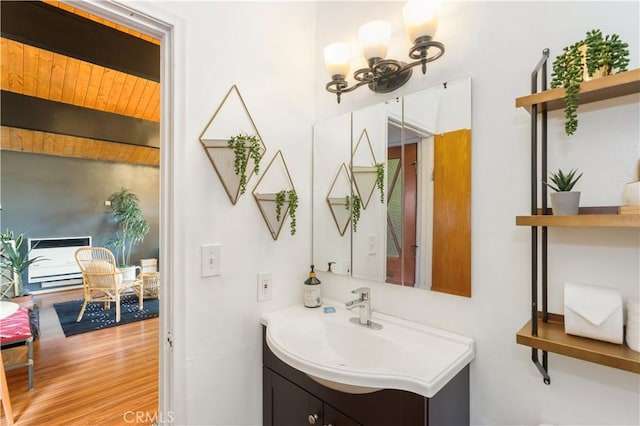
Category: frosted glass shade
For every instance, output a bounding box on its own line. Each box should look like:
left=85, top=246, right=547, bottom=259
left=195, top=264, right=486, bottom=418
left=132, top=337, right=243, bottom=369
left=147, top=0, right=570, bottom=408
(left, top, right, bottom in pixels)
left=324, top=42, right=351, bottom=77
left=403, top=1, right=439, bottom=42
left=358, top=20, right=391, bottom=60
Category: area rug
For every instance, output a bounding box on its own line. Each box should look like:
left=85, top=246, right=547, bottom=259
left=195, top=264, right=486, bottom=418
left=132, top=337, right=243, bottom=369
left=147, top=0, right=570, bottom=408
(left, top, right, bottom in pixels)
left=54, top=295, right=159, bottom=337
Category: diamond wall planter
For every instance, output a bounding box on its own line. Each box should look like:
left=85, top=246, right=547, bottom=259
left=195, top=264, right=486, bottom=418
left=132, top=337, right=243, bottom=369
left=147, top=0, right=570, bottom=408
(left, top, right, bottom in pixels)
left=200, top=85, right=266, bottom=204
left=253, top=150, right=297, bottom=240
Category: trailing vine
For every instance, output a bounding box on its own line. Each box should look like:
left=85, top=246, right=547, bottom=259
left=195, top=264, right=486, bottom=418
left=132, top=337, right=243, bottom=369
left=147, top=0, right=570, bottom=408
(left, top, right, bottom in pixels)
left=275, top=189, right=298, bottom=236
left=228, top=133, right=261, bottom=194
left=375, top=163, right=385, bottom=203
left=345, top=194, right=361, bottom=232
left=551, top=29, right=629, bottom=136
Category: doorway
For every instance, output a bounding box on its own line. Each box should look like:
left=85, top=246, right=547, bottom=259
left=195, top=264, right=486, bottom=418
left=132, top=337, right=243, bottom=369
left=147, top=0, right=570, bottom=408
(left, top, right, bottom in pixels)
left=385, top=143, right=417, bottom=286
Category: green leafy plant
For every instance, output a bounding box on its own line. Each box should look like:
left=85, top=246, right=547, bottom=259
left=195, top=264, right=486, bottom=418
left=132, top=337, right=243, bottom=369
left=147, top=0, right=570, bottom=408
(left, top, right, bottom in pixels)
left=1, top=230, right=46, bottom=298
left=345, top=194, right=361, bottom=232
left=375, top=163, right=385, bottom=203
left=551, top=29, right=629, bottom=135
left=275, top=189, right=299, bottom=236
left=228, top=133, right=261, bottom=195
left=543, top=168, right=583, bottom=192
left=106, top=188, right=150, bottom=267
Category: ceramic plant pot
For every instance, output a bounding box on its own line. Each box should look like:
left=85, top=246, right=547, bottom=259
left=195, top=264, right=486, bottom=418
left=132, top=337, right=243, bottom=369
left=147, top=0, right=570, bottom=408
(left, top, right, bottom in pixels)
left=622, top=181, right=640, bottom=206
left=550, top=191, right=580, bottom=215
left=119, top=266, right=141, bottom=281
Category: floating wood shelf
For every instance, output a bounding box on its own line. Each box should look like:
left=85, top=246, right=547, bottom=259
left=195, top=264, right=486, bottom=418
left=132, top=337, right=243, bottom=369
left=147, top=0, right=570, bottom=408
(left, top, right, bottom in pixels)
left=515, top=68, right=640, bottom=112
left=516, top=206, right=640, bottom=228
left=516, top=313, right=640, bottom=374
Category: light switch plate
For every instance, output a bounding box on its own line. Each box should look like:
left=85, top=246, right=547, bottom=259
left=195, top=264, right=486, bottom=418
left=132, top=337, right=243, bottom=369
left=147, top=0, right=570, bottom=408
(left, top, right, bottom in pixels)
left=258, top=273, right=273, bottom=301
left=201, top=244, right=221, bottom=277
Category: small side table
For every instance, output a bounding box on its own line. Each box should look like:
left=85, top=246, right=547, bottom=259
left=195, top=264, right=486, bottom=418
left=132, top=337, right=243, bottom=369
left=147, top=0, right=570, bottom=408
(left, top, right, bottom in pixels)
left=142, top=272, right=160, bottom=299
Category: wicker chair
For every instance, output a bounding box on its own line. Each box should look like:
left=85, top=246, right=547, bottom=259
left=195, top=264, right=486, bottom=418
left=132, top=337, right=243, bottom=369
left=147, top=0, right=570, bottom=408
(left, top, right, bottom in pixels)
left=74, top=247, right=143, bottom=323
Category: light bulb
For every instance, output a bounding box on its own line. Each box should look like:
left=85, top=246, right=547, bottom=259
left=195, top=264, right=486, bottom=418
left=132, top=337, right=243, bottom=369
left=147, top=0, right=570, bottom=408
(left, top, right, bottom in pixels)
left=358, top=20, right=391, bottom=60
left=324, top=42, right=351, bottom=78
left=403, top=1, right=439, bottom=43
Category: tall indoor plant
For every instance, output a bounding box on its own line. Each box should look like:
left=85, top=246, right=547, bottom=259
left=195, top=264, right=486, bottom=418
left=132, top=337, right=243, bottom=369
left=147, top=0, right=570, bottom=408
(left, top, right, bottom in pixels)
left=551, top=29, right=629, bottom=135
left=0, top=230, right=45, bottom=299
left=107, top=188, right=150, bottom=268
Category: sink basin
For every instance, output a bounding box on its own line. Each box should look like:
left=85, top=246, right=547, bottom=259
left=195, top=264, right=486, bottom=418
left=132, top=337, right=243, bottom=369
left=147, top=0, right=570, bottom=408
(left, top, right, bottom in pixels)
left=261, top=301, right=475, bottom=398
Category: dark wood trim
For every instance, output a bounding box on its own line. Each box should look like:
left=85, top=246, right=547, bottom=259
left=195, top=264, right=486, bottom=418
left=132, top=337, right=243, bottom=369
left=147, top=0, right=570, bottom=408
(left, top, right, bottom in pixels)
left=1, top=91, right=159, bottom=148
left=1, top=1, right=160, bottom=82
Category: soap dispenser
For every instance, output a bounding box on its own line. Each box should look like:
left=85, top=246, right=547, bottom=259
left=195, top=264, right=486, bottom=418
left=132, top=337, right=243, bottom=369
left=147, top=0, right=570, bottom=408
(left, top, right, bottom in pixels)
left=303, top=265, right=322, bottom=308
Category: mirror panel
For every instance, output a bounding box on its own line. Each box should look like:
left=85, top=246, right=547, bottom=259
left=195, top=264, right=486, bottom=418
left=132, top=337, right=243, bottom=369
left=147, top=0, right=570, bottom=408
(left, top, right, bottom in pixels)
left=312, top=76, right=471, bottom=295
left=351, top=103, right=387, bottom=282
left=312, top=112, right=351, bottom=275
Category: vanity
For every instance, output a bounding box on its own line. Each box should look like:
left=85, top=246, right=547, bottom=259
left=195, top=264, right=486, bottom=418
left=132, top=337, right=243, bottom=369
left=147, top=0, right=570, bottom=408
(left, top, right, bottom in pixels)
left=262, top=301, right=474, bottom=425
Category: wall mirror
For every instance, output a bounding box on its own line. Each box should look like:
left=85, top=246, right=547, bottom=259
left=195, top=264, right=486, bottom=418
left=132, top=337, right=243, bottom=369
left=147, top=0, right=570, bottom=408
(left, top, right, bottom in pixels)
left=312, top=76, right=472, bottom=296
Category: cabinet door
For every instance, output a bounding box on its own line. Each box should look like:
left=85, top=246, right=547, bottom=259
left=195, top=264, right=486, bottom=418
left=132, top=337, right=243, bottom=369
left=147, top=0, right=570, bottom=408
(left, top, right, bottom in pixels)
left=270, top=370, right=324, bottom=426
left=324, top=404, right=362, bottom=426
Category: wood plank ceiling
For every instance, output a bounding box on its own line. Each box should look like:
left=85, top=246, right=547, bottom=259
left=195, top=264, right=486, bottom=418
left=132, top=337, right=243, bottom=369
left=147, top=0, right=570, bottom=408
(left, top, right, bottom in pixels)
left=0, top=0, right=161, bottom=166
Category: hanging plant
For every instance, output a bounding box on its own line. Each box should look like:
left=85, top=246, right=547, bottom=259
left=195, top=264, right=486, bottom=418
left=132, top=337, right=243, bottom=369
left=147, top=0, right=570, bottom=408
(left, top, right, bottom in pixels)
left=228, top=133, right=262, bottom=194
left=375, top=163, right=385, bottom=203
left=551, top=29, right=629, bottom=135
left=345, top=194, right=361, bottom=232
left=275, top=189, right=299, bottom=235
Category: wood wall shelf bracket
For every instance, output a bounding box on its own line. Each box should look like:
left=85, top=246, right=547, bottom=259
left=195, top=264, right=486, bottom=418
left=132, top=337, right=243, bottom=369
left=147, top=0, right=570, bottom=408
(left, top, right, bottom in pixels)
left=516, top=51, right=640, bottom=383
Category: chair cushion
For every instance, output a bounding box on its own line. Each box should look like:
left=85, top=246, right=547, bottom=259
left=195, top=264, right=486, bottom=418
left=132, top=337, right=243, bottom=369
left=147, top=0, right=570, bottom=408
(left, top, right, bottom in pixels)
left=85, top=260, right=114, bottom=273
left=85, top=261, right=122, bottom=286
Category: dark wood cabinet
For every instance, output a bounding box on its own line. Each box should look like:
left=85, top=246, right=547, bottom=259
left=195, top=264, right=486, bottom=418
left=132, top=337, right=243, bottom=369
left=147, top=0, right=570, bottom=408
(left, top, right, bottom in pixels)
left=263, top=326, right=469, bottom=426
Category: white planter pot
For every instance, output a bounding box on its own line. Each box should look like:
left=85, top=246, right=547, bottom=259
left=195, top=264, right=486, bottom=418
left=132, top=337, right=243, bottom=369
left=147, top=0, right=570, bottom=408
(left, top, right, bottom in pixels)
left=550, top=191, right=580, bottom=215
left=119, top=266, right=141, bottom=281
left=622, top=181, right=640, bottom=206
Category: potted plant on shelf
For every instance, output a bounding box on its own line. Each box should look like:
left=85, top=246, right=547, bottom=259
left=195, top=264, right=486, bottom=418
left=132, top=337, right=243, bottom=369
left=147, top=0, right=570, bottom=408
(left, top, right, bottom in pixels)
left=275, top=189, right=299, bottom=236
left=551, top=29, right=630, bottom=135
left=106, top=188, right=150, bottom=278
left=228, top=133, right=262, bottom=195
left=544, top=168, right=583, bottom=215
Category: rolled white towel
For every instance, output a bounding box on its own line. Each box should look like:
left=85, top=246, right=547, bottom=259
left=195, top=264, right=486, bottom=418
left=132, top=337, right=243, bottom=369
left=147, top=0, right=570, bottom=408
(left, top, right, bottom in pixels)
left=626, top=299, right=640, bottom=352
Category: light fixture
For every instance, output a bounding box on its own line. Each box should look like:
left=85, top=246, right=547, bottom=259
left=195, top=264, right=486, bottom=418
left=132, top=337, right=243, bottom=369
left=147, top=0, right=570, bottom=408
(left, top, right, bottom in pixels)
left=324, top=1, right=445, bottom=103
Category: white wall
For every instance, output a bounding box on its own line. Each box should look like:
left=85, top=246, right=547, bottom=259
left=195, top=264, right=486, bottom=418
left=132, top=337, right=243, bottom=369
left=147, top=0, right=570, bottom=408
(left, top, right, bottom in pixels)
left=316, top=1, right=640, bottom=425
left=132, top=1, right=638, bottom=425
left=136, top=1, right=316, bottom=425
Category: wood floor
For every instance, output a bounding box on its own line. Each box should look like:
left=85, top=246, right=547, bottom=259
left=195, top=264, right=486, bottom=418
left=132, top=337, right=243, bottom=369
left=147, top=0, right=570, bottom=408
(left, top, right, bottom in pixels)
left=1, top=289, right=159, bottom=425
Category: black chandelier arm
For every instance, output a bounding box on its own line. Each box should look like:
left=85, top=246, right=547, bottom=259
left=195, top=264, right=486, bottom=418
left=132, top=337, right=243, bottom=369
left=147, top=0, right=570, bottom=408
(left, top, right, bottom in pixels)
left=407, top=39, right=445, bottom=73
left=325, top=38, right=446, bottom=103
left=325, top=78, right=370, bottom=103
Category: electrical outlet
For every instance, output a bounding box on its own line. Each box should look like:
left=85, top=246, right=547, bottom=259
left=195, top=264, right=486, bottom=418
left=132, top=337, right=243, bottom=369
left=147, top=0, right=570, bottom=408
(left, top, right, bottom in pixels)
left=201, top=244, right=221, bottom=277
left=368, top=234, right=376, bottom=255
left=257, top=273, right=273, bottom=301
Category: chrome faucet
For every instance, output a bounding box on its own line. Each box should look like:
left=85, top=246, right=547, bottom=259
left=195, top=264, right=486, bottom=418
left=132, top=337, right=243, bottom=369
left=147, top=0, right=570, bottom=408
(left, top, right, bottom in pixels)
left=346, top=287, right=382, bottom=329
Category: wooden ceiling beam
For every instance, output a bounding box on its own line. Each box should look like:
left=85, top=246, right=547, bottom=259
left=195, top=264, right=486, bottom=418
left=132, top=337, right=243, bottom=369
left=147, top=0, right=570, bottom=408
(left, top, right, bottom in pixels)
left=1, top=90, right=159, bottom=148
left=1, top=1, right=160, bottom=82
